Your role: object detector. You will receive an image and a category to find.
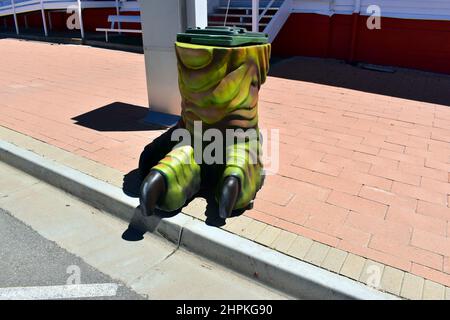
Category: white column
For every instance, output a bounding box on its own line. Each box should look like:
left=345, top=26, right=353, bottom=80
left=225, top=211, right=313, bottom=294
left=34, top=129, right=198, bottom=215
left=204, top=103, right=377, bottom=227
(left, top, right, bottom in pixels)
left=186, top=0, right=208, bottom=29
left=77, top=0, right=85, bottom=39
left=40, top=0, right=48, bottom=36
left=11, top=0, right=19, bottom=35
left=252, top=0, right=259, bottom=32
left=138, top=0, right=208, bottom=117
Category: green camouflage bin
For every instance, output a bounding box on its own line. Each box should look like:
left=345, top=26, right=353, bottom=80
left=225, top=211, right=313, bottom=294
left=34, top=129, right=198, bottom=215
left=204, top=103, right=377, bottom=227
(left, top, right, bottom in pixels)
left=151, top=27, right=271, bottom=211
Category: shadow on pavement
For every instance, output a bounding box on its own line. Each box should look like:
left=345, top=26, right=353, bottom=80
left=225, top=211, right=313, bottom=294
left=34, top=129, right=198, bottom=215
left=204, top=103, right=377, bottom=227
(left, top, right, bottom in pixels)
left=121, top=168, right=233, bottom=238
left=123, top=169, right=141, bottom=198
left=270, top=56, right=450, bottom=107
left=121, top=206, right=182, bottom=242
left=72, top=102, right=165, bottom=132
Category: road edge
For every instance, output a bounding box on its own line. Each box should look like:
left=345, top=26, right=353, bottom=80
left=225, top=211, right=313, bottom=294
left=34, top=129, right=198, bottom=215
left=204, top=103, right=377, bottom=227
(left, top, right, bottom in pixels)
left=0, top=140, right=398, bottom=300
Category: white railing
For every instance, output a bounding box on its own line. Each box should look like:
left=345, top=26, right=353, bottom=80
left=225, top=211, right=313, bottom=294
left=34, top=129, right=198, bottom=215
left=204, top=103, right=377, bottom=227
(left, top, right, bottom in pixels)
left=252, top=0, right=282, bottom=32
left=0, top=0, right=115, bottom=14
left=0, top=0, right=135, bottom=39
left=220, top=0, right=285, bottom=33
left=258, top=0, right=276, bottom=23
left=263, top=0, right=291, bottom=42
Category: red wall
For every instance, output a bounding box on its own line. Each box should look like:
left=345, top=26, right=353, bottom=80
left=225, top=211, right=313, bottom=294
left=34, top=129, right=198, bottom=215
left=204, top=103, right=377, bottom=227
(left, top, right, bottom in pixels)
left=0, top=15, right=13, bottom=29
left=272, top=13, right=450, bottom=75
left=45, top=8, right=117, bottom=32
left=81, top=8, right=115, bottom=32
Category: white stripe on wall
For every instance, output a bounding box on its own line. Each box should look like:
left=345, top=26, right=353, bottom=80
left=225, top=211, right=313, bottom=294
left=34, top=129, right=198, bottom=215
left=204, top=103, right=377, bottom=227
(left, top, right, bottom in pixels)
left=291, top=0, right=450, bottom=21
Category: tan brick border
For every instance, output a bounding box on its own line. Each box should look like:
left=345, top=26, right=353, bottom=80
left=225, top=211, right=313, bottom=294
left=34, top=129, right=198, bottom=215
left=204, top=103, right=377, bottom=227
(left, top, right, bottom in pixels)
left=1, top=125, right=449, bottom=300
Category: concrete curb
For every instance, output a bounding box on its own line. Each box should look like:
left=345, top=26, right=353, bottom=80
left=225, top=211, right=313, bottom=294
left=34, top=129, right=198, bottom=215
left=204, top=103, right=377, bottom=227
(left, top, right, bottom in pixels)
left=0, top=140, right=398, bottom=300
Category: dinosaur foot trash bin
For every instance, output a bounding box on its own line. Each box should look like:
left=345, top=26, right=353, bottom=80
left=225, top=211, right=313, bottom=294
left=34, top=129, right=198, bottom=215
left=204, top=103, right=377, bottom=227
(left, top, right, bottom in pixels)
left=139, top=26, right=271, bottom=220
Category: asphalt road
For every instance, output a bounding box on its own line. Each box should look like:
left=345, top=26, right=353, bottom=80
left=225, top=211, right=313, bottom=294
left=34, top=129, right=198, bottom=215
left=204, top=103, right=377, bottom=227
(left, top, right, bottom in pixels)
left=0, top=208, right=144, bottom=300
left=0, top=161, right=288, bottom=300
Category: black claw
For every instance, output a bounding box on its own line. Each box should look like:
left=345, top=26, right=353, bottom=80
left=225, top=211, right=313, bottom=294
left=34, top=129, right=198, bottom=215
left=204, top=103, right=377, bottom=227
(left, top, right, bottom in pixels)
left=140, top=170, right=166, bottom=217
left=219, top=176, right=240, bottom=220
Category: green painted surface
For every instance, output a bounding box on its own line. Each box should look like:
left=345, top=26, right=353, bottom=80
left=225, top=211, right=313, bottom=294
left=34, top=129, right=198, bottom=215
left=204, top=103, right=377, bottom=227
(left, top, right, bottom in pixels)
left=153, top=146, right=201, bottom=212
left=219, top=136, right=264, bottom=210
left=176, top=42, right=271, bottom=130
left=150, top=41, right=271, bottom=212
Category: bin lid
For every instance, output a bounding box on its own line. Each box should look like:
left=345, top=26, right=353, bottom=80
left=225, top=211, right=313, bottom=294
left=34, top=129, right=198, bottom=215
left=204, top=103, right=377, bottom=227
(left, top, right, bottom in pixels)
left=177, top=26, right=268, bottom=47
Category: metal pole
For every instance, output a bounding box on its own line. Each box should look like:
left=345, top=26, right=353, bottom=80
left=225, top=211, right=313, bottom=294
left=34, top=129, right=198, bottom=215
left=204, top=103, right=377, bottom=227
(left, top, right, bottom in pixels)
left=252, top=0, right=259, bottom=32
left=40, top=0, right=48, bottom=36
left=77, top=0, right=85, bottom=39
left=115, top=0, right=121, bottom=32
left=11, top=0, right=19, bottom=35
left=223, top=0, right=231, bottom=26
left=349, top=0, right=361, bottom=62
left=47, top=11, right=52, bottom=31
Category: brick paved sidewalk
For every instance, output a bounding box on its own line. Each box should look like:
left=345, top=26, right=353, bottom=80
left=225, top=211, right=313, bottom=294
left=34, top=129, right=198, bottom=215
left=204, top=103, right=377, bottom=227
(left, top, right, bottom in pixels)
left=1, top=38, right=450, bottom=298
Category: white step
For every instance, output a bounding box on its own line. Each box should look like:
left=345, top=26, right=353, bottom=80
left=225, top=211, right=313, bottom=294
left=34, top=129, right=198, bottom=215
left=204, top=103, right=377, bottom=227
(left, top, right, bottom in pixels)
left=208, top=21, right=269, bottom=27
left=210, top=14, right=275, bottom=18
left=216, top=6, right=279, bottom=11
left=108, top=15, right=141, bottom=24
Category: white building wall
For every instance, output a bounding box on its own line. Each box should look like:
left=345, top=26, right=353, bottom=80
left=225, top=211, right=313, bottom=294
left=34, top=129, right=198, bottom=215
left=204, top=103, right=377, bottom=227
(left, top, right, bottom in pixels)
left=291, top=0, right=450, bottom=21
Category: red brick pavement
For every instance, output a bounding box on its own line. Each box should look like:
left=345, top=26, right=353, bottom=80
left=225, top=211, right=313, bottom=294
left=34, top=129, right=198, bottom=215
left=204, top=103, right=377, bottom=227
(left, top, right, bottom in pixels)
left=1, top=39, right=450, bottom=285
